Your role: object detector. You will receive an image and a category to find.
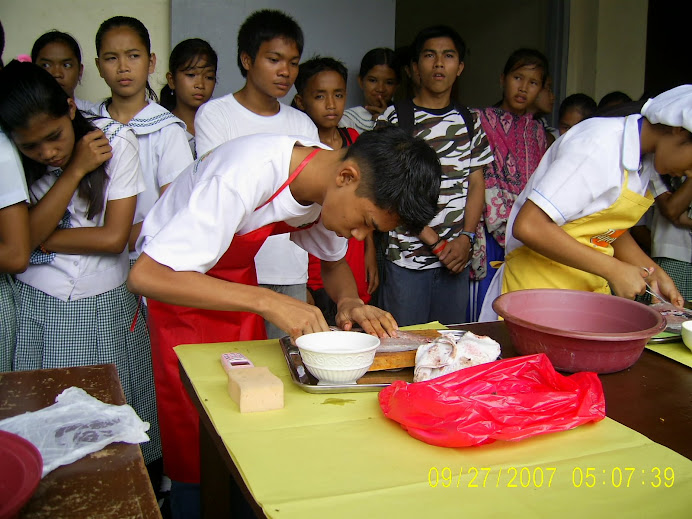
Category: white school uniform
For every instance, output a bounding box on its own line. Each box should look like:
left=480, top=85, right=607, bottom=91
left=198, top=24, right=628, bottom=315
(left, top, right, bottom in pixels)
left=194, top=93, right=319, bottom=286
left=649, top=171, right=691, bottom=263
left=504, top=115, right=652, bottom=255
left=0, top=131, right=29, bottom=371
left=16, top=119, right=145, bottom=299
left=480, top=115, right=653, bottom=321
left=13, top=119, right=160, bottom=464
left=96, top=100, right=193, bottom=261
left=139, top=134, right=347, bottom=272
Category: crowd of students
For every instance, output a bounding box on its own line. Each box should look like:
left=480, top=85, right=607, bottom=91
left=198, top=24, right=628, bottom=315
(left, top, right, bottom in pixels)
left=1, top=8, right=691, bottom=519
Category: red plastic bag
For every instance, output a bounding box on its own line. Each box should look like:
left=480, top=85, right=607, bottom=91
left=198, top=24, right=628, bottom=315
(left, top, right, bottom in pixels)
left=379, top=353, right=605, bottom=447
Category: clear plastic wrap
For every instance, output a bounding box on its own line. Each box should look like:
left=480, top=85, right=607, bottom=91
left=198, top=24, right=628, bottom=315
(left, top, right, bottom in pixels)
left=0, top=387, right=150, bottom=477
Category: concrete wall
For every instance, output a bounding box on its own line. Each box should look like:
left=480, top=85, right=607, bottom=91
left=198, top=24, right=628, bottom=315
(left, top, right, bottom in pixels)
left=1, top=0, right=649, bottom=109
left=170, top=0, right=396, bottom=107
left=1, top=0, right=170, bottom=105
left=566, top=0, right=648, bottom=102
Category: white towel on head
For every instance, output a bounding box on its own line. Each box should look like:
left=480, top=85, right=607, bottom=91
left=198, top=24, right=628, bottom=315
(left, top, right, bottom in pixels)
left=641, top=85, right=692, bottom=132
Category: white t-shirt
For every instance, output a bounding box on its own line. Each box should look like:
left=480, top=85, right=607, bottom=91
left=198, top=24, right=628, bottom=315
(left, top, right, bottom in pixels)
left=194, top=92, right=320, bottom=284
left=0, top=131, right=29, bottom=210
left=505, top=115, right=653, bottom=255
left=96, top=101, right=193, bottom=260
left=649, top=170, right=691, bottom=263
left=340, top=106, right=375, bottom=133
left=139, top=134, right=347, bottom=275
left=17, top=119, right=145, bottom=301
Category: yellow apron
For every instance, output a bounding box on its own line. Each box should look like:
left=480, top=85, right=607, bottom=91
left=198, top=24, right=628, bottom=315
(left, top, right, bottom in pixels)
left=503, top=169, right=653, bottom=294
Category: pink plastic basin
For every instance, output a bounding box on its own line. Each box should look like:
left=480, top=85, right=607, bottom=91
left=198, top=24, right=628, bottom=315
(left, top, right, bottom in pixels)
left=492, top=289, right=666, bottom=373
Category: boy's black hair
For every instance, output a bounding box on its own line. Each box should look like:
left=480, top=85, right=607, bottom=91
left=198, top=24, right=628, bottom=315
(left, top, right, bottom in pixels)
left=96, top=16, right=159, bottom=102
left=294, top=56, right=347, bottom=95
left=412, top=25, right=466, bottom=62
left=160, top=38, right=218, bottom=111
left=598, top=90, right=632, bottom=110
left=559, top=93, right=597, bottom=120
left=359, top=47, right=399, bottom=82
left=237, top=9, right=304, bottom=78
left=502, top=48, right=549, bottom=86
left=31, top=30, right=82, bottom=64
left=0, top=61, right=108, bottom=220
left=346, top=125, right=441, bottom=234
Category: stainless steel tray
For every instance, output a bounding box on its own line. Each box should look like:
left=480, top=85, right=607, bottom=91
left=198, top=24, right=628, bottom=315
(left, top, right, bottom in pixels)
left=279, top=336, right=414, bottom=394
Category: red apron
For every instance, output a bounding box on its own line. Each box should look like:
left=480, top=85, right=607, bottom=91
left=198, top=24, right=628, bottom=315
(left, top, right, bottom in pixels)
left=147, top=149, right=320, bottom=483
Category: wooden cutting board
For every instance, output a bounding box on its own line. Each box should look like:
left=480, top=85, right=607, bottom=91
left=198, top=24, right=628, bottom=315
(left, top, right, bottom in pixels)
left=368, top=329, right=440, bottom=371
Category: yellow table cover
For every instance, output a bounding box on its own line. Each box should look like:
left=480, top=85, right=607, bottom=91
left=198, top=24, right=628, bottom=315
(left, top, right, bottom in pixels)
left=176, top=328, right=692, bottom=519
left=647, top=340, right=692, bottom=369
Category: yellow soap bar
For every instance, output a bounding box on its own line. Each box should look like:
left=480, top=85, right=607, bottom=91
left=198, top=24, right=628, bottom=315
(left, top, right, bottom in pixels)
left=227, top=366, right=284, bottom=413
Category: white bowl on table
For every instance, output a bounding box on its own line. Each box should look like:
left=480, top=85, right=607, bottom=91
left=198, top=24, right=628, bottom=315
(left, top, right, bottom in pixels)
left=295, top=331, right=380, bottom=385
left=682, top=321, right=692, bottom=352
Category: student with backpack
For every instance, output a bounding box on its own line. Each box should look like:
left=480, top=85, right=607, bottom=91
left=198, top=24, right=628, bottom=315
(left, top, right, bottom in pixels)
left=377, top=25, right=493, bottom=326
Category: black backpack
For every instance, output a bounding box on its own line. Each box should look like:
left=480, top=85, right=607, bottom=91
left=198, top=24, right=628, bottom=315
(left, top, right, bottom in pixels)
left=393, top=97, right=475, bottom=143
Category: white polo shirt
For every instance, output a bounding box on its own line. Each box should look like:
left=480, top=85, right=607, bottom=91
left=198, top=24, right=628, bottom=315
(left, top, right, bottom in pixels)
left=194, top=93, right=319, bottom=285
left=96, top=101, right=193, bottom=260
left=138, top=134, right=347, bottom=274
left=17, top=119, right=145, bottom=301
left=649, top=171, right=691, bottom=263
left=0, top=131, right=29, bottom=210
left=505, top=115, right=653, bottom=254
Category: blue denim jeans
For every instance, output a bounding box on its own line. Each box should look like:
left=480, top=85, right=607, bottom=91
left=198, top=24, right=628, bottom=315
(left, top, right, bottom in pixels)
left=380, top=261, right=470, bottom=326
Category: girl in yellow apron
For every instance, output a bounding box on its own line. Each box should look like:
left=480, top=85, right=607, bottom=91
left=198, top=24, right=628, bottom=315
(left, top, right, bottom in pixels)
left=497, top=86, right=692, bottom=308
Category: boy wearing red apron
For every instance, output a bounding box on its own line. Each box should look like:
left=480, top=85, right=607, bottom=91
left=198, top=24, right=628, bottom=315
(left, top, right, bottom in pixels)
left=128, top=127, right=441, bottom=502
left=492, top=86, right=692, bottom=309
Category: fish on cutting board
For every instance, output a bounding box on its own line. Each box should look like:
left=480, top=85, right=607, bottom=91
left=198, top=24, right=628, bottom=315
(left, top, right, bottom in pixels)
left=414, top=332, right=501, bottom=382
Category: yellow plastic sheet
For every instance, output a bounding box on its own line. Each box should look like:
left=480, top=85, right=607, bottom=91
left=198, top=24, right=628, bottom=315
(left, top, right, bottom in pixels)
left=647, top=340, right=692, bottom=369
left=176, top=328, right=692, bottom=519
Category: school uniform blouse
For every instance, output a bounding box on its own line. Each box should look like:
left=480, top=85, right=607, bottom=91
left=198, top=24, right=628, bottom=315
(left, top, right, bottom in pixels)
left=505, top=115, right=653, bottom=255
left=649, top=170, right=692, bottom=263
left=16, top=120, right=145, bottom=301
left=0, top=131, right=29, bottom=210
left=96, top=101, right=193, bottom=259
left=139, top=134, right=348, bottom=274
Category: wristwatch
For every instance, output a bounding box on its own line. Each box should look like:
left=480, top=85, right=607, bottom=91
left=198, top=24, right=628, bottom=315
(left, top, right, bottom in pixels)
left=460, top=231, right=476, bottom=245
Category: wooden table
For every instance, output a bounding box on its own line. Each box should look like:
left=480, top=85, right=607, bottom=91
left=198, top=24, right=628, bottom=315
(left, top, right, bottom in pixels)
left=180, top=321, right=692, bottom=518
left=0, top=364, right=162, bottom=519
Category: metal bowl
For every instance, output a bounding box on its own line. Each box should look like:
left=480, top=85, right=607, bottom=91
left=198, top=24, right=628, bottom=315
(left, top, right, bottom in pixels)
left=492, top=289, right=665, bottom=373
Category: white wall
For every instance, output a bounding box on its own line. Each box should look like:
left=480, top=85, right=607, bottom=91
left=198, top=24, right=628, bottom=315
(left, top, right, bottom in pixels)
left=566, top=0, right=648, bottom=101
left=171, top=0, right=396, bottom=107
left=1, top=0, right=170, bottom=104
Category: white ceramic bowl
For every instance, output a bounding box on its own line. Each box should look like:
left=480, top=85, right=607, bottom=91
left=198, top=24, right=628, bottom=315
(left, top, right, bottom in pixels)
left=682, top=321, right=692, bottom=352
left=295, top=331, right=380, bottom=385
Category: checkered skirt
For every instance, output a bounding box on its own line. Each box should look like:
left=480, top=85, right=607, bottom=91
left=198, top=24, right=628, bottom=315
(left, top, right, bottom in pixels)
left=654, top=257, right=692, bottom=301
left=13, top=281, right=161, bottom=464
left=0, top=274, right=18, bottom=372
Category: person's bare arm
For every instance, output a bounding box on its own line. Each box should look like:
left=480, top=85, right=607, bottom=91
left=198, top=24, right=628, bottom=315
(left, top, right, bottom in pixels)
left=655, top=177, right=692, bottom=224
left=612, top=231, right=684, bottom=307
left=128, top=183, right=171, bottom=252
left=29, top=130, right=112, bottom=248
left=438, top=168, right=484, bottom=273
left=42, top=196, right=136, bottom=255
left=321, top=257, right=397, bottom=337
left=128, top=253, right=330, bottom=340
left=513, top=200, right=652, bottom=299
left=363, top=233, right=379, bottom=294
left=0, top=202, right=30, bottom=273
